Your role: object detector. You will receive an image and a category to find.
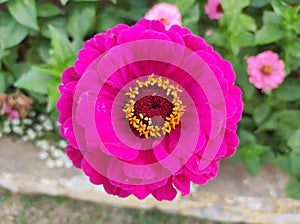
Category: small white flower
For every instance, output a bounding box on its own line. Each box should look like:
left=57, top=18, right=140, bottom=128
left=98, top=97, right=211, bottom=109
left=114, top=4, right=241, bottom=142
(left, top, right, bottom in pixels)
left=55, top=159, right=64, bottom=168
left=26, top=128, right=36, bottom=140
left=36, top=140, right=49, bottom=151
left=38, top=151, right=48, bottom=160
left=38, top=114, right=47, bottom=122
left=52, top=149, right=63, bottom=159
left=65, top=161, right=73, bottom=168
left=12, top=126, right=24, bottom=135
left=43, top=119, right=53, bottom=131
left=3, top=126, right=11, bottom=134
left=49, top=145, right=56, bottom=153
left=33, top=124, right=43, bottom=132
left=3, top=120, right=10, bottom=127
left=58, top=140, right=68, bottom=149
left=11, top=119, right=20, bottom=126
left=46, top=159, right=55, bottom=169
left=23, top=118, right=33, bottom=125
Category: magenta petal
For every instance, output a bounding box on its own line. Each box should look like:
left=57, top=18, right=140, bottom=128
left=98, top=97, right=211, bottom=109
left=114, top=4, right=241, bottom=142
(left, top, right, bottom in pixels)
left=122, top=162, right=155, bottom=180
left=166, top=30, right=185, bottom=46
left=103, top=182, right=131, bottom=198
left=61, top=117, right=77, bottom=148
left=137, top=18, right=166, bottom=33
left=225, top=95, right=237, bottom=119
left=182, top=34, right=209, bottom=52
left=75, top=47, right=100, bottom=76
left=62, top=67, right=79, bottom=84
left=153, top=134, right=182, bottom=172
left=81, top=158, right=107, bottom=185
left=84, top=33, right=106, bottom=51
left=152, top=178, right=177, bottom=201
left=76, top=91, right=98, bottom=127
left=66, top=145, right=83, bottom=168
left=117, top=25, right=145, bottom=45
left=169, top=25, right=191, bottom=35
left=173, top=173, right=190, bottom=196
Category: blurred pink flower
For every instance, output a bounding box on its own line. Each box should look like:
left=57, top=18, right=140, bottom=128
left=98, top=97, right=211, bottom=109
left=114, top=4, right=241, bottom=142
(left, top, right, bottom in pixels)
left=205, top=29, right=213, bottom=37
left=6, top=108, right=19, bottom=120
left=144, top=3, right=181, bottom=29
left=247, top=51, right=285, bottom=93
left=205, top=0, right=223, bottom=20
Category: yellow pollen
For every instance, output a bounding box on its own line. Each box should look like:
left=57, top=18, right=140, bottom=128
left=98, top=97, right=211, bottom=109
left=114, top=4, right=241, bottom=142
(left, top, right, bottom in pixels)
left=123, top=74, right=185, bottom=138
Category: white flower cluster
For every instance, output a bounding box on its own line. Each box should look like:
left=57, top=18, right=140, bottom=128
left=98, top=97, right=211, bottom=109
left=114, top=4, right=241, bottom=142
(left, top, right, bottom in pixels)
left=36, top=139, right=72, bottom=169
left=0, top=111, right=72, bottom=169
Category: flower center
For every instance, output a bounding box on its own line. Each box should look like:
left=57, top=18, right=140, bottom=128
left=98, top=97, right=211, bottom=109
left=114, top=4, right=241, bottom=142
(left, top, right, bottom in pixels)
left=123, top=74, right=185, bottom=138
left=261, top=65, right=273, bottom=75
left=157, top=17, right=168, bottom=26
left=216, top=4, right=223, bottom=13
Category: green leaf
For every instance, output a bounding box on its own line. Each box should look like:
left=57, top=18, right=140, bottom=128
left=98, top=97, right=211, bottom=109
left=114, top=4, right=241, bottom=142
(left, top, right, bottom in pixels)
left=14, top=67, right=52, bottom=94
left=35, top=65, right=63, bottom=78
left=97, top=7, right=124, bottom=32
left=205, top=30, right=227, bottom=48
left=7, top=0, right=39, bottom=30
left=0, top=49, right=10, bottom=60
left=10, top=62, right=29, bottom=80
left=274, top=155, right=291, bottom=174
left=285, top=178, right=300, bottom=199
left=238, top=14, right=257, bottom=32
left=47, top=79, right=60, bottom=112
left=182, top=3, right=200, bottom=34
left=262, top=11, right=280, bottom=25
left=255, top=24, right=285, bottom=45
left=274, top=79, right=300, bottom=102
left=260, top=110, right=300, bottom=140
left=0, top=0, right=8, bottom=3
left=67, top=3, right=97, bottom=39
left=250, top=0, right=271, bottom=8
left=287, top=129, right=300, bottom=154
left=40, top=17, right=67, bottom=38
left=253, top=104, right=271, bottom=125
left=290, top=152, right=300, bottom=177
left=49, top=25, right=76, bottom=66
left=0, top=11, right=29, bottom=49
left=232, top=57, right=255, bottom=100
left=0, top=72, right=6, bottom=93
left=243, top=156, right=261, bottom=176
left=221, top=0, right=250, bottom=11
left=238, top=143, right=269, bottom=176
left=37, top=3, right=62, bottom=18
left=173, top=0, right=196, bottom=15
left=35, top=38, right=50, bottom=63
left=110, top=0, right=117, bottom=4
left=285, top=39, right=300, bottom=58
left=237, top=128, right=257, bottom=148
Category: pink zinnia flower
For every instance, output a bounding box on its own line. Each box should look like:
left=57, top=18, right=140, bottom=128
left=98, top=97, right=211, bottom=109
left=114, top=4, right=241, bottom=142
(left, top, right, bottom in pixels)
left=57, top=19, right=243, bottom=201
left=144, top=3, right=181, bottom=29
left=6, top=108, right=19, bottom=120
left=247, top=50, right=285, bottom=93
left=205, top=0, right=223, bottom=20
left=205, top=29, right=213, bottom=37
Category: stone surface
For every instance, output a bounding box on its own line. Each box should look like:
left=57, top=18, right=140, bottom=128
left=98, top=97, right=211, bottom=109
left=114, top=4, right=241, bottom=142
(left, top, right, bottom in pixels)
left=1, top=137, right=300, bottom=223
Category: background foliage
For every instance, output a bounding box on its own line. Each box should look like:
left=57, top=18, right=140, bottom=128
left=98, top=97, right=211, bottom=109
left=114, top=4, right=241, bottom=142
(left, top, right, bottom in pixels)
left=0, top=0, right=300, bottom=198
